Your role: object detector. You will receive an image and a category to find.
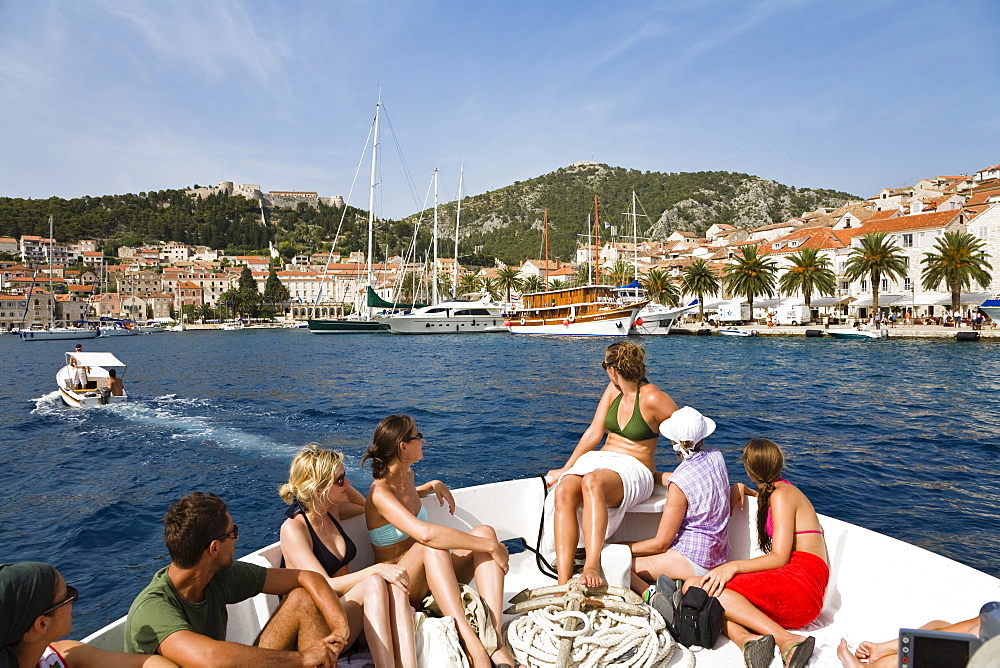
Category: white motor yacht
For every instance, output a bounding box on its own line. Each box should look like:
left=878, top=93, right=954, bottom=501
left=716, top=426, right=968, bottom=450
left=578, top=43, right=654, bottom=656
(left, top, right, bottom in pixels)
left=379, top=293, right=507, bottom=334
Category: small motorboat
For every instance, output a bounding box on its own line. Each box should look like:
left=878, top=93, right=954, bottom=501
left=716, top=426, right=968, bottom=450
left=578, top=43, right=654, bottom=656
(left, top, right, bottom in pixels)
left=99, top=322, right=138, bottom=337
left=826, top=328, right=888, bottom=340
left=717, top=328, right=758, bottom=337
left=55, top=351, right=128, bottom=407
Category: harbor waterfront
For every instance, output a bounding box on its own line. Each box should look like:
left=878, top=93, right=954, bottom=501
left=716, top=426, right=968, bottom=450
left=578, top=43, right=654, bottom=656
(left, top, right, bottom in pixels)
left=2, top=329, right=999, bottom=640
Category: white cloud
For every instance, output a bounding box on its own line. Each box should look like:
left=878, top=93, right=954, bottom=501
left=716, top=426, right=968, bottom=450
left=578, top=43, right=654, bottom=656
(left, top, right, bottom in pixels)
left=96, top=0, right=286, bottom=85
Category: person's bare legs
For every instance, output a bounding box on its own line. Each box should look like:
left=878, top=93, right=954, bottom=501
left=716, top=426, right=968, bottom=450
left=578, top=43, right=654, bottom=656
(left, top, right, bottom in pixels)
left=388, top=582, right=417, bottom=668
left=844, top=616, right=980, bottom=667
left=553, top=475, right=584, bottom=584
left=631, top=548, right=698, bottom=593
left=454, top=525, right=518, bottom=666
left=400, top=542, right=492, bottom=668
left=256, top=587, right=336, bottom=652
left=711, top=587, right=805, bottom=658
left=340, top=574, right=395, bottom=668
left=579, top=470, right=624, bottom=587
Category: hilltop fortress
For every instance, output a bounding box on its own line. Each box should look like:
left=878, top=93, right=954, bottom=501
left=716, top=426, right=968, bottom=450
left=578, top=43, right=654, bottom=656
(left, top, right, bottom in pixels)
left=186, top=181, right=345, bottom=209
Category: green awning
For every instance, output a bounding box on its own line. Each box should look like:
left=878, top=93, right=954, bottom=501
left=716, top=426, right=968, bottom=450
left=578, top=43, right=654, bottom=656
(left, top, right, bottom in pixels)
left=366, top=286, right=427, bottom=309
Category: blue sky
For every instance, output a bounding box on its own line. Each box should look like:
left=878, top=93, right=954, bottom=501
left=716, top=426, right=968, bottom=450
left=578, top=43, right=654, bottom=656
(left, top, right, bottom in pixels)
left=1, top=0, right=998, bottom=220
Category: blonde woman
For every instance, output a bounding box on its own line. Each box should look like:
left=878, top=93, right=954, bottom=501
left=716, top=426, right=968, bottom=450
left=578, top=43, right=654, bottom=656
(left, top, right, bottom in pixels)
left=279, top=444, right=415, bottom=668
left=546, top=340, right=678, bottom=586
left=363, top=415, right=519, bottom=668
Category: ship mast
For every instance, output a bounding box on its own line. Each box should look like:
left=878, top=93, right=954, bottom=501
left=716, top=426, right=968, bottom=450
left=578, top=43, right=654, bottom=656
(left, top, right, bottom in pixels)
left=593, top=196, right=600, bottom=284
left=432, top=168, right=439, bottom=305
left=543, top=209, right=550, bottom=290
left=453, top=163, right=463, bottom=297
left=366, top=100, right=381, bottom=309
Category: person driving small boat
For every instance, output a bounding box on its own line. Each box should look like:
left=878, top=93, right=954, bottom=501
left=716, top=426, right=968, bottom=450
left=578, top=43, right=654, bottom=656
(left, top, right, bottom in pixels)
left=363, top=415, right=518, bottom=668
left=545, top=340, right=678, bottom=587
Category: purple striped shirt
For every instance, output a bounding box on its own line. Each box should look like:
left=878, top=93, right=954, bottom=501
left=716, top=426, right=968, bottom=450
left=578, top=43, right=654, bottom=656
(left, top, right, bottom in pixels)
left=668, top=449, right=730, bottom=569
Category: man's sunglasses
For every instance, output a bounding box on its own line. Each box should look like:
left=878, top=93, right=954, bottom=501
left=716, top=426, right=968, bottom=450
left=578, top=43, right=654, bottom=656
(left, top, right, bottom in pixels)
left=213, top=525, right=239, bottom=543
left=41, top=585, right=78, bottom=617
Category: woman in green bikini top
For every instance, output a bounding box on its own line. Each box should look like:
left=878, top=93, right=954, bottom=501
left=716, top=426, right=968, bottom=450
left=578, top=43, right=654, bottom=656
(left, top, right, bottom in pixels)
left=363, top=415, right=519, bottom=668
left=545, top=340, right=678, bottom=587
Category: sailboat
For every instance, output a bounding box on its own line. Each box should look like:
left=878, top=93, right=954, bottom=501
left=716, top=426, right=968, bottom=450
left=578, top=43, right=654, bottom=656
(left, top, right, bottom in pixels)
left=308, top=101, right=394, bottom=334
left=380, top=167, right=506, bottom=334
left=19, top=216, right=99, bottom=341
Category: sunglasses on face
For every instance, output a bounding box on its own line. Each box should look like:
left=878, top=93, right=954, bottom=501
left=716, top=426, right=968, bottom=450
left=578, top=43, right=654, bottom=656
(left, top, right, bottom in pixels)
left=41, top=585, right=78, bottom=617
left=602, top=361, right=614, bottom=370
left=213, top=524, right=239, bottom=544
left=333, top=472, right=347, bottom=487
left=404, top=432, right=424, bottom=442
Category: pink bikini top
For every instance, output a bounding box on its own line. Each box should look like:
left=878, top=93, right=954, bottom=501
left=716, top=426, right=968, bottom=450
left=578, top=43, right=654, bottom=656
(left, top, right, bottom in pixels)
left=764, top=479, right=825, bottom=538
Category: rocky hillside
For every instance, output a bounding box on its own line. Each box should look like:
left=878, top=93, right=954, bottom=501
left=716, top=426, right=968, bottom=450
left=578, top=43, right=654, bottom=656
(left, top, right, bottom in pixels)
left=404, top=162, right=859, bottom=266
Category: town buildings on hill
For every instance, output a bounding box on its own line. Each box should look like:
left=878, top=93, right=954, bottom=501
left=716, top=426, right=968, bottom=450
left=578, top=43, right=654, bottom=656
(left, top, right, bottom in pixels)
left=1, top=162, right=999, bottom=329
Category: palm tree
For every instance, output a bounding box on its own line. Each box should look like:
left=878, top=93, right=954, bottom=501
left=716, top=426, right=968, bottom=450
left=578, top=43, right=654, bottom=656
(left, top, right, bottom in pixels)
left=921, top=231, right=993, bottom=316
left=681, top=259, right=721, bottom=321
left=724, top=245, right=778, bottom=320
left=480, top=276, right=501, bottom=301
left=608, top=261, right=633, bottom=287
left=778, top=248, right=837, bottom=311
left=456, top=273, right=480, bottom=297
left=572, top=263, right=591, bottom=287
left=495, top=266, right=523, bottom=302
left=521, top=274, right=545, bottom=294
left=843, top=232, right=908, bottom=315
left=436, top=273, right=454, bottom=301
left=641, top=269, right=680, bottom=307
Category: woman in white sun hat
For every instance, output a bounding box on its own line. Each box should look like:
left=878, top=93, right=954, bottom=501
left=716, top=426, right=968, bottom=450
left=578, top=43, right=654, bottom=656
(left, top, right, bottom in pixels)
left=628, top=405, right=731, bottom=590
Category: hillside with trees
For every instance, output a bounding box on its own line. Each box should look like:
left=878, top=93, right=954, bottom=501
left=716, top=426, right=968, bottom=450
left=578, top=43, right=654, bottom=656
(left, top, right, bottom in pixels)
left=0, top=164, right=858, bottom=268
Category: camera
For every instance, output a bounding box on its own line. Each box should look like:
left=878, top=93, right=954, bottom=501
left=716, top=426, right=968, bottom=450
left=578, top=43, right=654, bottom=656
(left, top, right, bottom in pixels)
left=898, top=602, right=1000, bottom=667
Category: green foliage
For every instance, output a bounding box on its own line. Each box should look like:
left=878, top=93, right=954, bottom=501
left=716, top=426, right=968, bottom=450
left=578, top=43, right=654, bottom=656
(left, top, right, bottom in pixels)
left=641, top=269, right=680, bottom=307
left=724, top=246, right=778, bottom=315
left=402, top=164, right=857, bottom=267
left=681, top=259, right=721, bottom=319
left=263, top=267, right=291, bottom=307
left=778, top=248, right=837, bottom=309
left=495, top=266, right=523, bottom=301
left=457, top=273, right=480, bottom=297
left=844, top=232, right=908, bottom=312
left=521, top=274, right=545, bottom=293
left=920, top=231, right=993, bottom=314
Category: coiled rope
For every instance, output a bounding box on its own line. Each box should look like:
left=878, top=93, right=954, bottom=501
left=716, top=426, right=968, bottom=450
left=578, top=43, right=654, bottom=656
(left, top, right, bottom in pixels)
left=505, top=587, right=695, bottom=668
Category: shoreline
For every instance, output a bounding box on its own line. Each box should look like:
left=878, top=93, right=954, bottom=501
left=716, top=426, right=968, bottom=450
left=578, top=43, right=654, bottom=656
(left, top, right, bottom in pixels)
left=672, top=323, right=1000, bottom=339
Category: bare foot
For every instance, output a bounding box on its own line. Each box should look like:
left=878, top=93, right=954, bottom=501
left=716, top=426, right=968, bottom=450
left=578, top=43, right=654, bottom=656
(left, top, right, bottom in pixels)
left=856, top=639, right=895, bottom=663
left=837, top=639, right=862, bottom=667
left=579, top=566, right=605, bottom=587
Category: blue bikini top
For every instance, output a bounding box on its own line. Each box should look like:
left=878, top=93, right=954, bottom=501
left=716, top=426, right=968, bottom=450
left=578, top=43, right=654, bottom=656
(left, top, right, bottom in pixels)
left=368, top=506, right=427, bottom=547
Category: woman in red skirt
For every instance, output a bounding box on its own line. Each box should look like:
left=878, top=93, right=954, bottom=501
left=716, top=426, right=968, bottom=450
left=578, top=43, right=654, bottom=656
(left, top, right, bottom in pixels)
left=691, top=438, right=829, bottom=668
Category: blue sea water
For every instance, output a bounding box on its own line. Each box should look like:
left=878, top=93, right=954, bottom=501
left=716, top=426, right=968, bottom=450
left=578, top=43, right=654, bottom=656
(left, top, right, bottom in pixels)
left=1, top=329, right=999, bottom=638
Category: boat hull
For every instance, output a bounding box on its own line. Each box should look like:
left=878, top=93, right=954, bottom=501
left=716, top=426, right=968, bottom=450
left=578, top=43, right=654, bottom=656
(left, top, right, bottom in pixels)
left=979, top=299, right=1000, bottom=324
left=382, top=316, right=507, bottom=334
left=307, top=319, right=387, bottom=334
left=827, top=329, right=887, bottom=339
left=20, top=328, right=99, bottom=341
left=55, top=365, right=128, bottom=408
left=81, top=476, right=1000, bottom=667
left=630, top=304, right=696, bottom=335
left=506, top=312, right=635, bottom=336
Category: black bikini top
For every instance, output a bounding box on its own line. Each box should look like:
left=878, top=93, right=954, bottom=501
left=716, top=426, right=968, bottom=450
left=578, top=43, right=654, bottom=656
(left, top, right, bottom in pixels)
left=282, top=499, right=357, bottom=576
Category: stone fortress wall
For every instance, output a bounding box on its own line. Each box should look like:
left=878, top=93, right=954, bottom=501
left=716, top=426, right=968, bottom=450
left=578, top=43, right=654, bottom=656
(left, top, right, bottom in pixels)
left=187, top=182, right=344, bottom=210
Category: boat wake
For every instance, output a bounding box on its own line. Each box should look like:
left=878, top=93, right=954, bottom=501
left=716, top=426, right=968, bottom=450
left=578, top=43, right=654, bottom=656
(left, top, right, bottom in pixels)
left=30, top=391, right=75, bottom=417
left=107, top=400, right=297, bottom=457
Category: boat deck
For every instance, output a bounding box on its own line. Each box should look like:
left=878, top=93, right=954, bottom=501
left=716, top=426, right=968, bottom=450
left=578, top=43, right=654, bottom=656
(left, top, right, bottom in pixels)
left=83, top=478, right=1000, bottom=666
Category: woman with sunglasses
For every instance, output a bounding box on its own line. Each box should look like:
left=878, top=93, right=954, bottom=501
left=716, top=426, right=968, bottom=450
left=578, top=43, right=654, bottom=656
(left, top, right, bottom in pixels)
left=363, top=415, right=518, bottom=668
left=279, top=443, right=414, bottom=668
left=0, top=562, right=175, bottom=668
left=545, top=340, right=678, bottom=587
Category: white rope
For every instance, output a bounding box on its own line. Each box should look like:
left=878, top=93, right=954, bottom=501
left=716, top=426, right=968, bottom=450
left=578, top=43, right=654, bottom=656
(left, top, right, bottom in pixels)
left=506, top=600, right=695, bottom=668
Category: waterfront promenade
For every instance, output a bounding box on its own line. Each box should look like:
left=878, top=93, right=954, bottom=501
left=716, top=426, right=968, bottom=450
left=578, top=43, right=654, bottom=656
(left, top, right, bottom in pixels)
left=676, top=322, right=1000, bottom=339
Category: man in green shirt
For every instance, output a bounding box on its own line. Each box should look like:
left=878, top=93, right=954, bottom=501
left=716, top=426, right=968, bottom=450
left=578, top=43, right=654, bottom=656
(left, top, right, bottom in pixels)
left=125, top=492, right=349, bottom=667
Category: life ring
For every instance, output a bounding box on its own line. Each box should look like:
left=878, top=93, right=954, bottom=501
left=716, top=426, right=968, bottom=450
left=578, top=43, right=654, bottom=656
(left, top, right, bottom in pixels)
left=503, top=320, right=511, bottom=327
left=568, top=314, right=576, bottom=323
left=520, top=317, right=526, bottom=326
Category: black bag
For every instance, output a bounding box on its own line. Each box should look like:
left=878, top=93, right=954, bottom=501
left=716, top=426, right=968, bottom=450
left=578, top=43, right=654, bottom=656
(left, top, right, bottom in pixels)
left=675, top=586, right=724, bottom=648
